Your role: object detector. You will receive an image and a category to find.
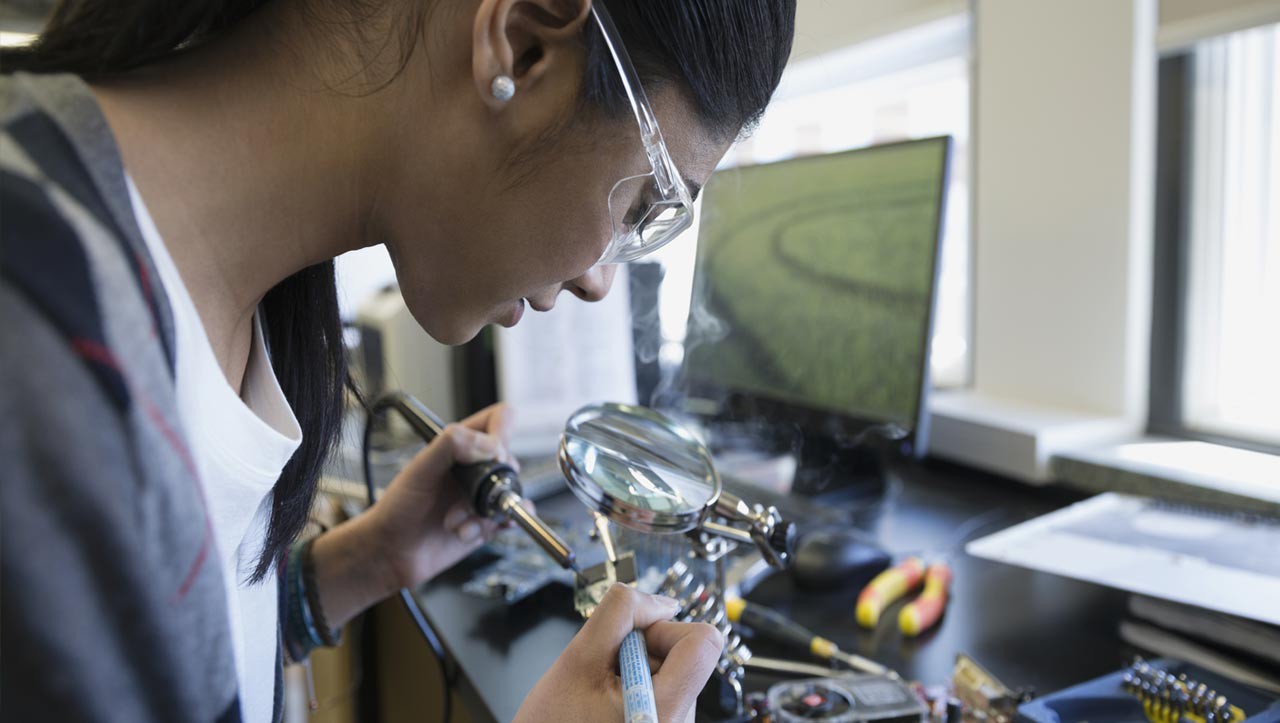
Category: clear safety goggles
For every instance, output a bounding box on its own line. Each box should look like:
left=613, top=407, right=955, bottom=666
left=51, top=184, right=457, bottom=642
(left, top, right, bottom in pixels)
left=591, top=3, right=695, bottom=265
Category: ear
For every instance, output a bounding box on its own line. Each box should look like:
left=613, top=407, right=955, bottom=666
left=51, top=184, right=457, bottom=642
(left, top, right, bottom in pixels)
left=472, top=0, right=592, bottom=110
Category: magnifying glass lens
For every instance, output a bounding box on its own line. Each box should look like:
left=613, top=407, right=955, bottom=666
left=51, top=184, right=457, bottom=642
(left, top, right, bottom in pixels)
left=559, top=404, right=720, bottom=533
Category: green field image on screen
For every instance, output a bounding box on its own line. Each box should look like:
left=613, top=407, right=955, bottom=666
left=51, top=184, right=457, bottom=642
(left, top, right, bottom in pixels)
left=684, top=139, right=947, bottom=428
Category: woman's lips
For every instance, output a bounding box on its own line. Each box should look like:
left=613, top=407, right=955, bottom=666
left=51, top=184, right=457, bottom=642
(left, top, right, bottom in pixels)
left=499, top=298, right=525, bottom=327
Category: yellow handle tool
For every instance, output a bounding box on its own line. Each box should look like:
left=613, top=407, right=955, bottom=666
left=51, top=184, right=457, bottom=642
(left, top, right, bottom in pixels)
left=726, top=597, right=889, bottom=676
left=856, top=556, right=925, bottom=628
left=898, top=563, right=952, bottom=636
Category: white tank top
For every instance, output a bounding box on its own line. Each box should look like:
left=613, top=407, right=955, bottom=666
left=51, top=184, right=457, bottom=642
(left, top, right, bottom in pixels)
left=128, top=175, right=302, bottom=723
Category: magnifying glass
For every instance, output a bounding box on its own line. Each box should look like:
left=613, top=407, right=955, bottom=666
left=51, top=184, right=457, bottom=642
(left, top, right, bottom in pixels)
left=558, top=402, right=795, bottom=567
left=560, top=402, right=800, bottom=723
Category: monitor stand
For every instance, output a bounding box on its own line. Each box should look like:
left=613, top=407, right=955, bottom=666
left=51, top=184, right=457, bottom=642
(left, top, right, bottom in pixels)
left=789, top=431, right=891, bottom=507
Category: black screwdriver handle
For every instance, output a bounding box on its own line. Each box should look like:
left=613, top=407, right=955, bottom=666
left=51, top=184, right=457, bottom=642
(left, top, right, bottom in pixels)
left=727, top=598, right=837, bottom=660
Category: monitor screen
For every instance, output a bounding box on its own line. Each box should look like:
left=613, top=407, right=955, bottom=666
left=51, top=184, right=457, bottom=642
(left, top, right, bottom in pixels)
left=680, top=137, right=950, bottom=456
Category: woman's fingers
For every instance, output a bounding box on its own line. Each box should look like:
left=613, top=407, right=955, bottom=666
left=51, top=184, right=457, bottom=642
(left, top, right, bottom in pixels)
left=449, top=425, right=504, bottom=465
left=566, top=584, right=680, bottom=675
left=459, top=403, right=518, bottom=469
left=442, top=501, right=505, bottom=543
left=460, top=403, right=515, bottom=443
left=648, top=620, right=723, bottom=723
left=404, top=423, right=501, bottom=488
left=443, top=502, right=470, bottom=531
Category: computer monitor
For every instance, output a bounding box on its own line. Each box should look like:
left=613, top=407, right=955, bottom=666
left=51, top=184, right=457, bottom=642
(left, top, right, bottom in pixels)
left=678, top=137, right=950, bottom=487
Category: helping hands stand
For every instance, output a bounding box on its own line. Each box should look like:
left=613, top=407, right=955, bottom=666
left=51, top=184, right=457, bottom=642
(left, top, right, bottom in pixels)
left=559, top=403, right=797, bottom=718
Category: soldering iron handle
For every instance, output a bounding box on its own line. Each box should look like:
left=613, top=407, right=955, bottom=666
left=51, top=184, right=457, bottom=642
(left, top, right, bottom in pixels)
left=451, top=460, right=580, bottom=574
left=371, top=393, right=517, bottom=509
left=450, top=460, right=522, bottom=516
left=368, top=390, right=580, bottom=575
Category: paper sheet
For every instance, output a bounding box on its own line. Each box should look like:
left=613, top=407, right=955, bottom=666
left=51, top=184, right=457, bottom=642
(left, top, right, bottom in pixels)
left=494, top=265, right=638, bottom=457
left=966, top=493, right=1280, bottom=625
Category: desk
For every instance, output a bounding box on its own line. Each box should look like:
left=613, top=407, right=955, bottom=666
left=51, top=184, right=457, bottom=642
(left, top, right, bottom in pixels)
left=413, top=460, right=1133, bottom=722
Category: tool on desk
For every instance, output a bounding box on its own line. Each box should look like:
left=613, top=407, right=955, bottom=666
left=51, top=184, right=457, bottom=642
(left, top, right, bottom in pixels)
left=761, top=674, right=927, bottom=723
left=725, top=596, right=892, bottom=677
left=857, top=557, right=926, bottom=628
left=1123, top=660, right=1245, bottom=723
left=898, top=563, right=951, bottom=637
left=1118, top=621, right=1280, bottom=697
left=876, top=509, right=1008, bottom=637
left=746, top=656, right=852, bottom=679
left=1017, top=658, right=1279, bottom=723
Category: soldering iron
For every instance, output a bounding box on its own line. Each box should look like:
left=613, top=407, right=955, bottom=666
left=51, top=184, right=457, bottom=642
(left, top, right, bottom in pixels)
left=363, top=391, right=582, bottom=580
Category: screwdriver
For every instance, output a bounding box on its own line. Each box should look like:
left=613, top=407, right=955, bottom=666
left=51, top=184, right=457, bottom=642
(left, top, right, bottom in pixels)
left=725, top=597, right=892, bottom=677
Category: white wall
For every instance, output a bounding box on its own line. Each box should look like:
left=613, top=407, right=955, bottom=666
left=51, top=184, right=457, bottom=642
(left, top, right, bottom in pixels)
left=791, top=0, right=968, bottom=61
left=971, top=0, right=1156, bottom=419
left=929, top=0, right=1158, bottom=480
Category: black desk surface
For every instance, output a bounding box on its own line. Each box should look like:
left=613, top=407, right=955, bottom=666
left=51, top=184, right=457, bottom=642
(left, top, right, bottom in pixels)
left=414, top=460, right=1134, bottom=722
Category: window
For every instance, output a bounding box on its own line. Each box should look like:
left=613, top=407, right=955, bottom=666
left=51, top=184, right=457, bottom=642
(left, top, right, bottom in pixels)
left=1184, top=22, right=1280, bottom=447
left=1153, top=22, right=1280, bottom=450
left=653, top=14, right=972, bottom=389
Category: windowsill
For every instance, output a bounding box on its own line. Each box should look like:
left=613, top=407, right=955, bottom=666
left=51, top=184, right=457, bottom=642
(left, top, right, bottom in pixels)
left=926, top=390, right=1280, bottom=515
left=926, top=390, right=1140, bottom=482
left=1051, top=438, right=1280, bottom=516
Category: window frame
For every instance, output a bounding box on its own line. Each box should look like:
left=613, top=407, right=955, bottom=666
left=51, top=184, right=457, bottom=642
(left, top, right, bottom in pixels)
left=1148, top=51, right=1280, bottom=456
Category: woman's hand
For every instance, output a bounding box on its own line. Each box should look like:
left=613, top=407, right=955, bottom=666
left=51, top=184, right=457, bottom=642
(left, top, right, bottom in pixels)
left=514, top=584, right=724, bottom=723
left=311, top=403, right=519, bottom=629
left=369, top=403, right=520, bottom=589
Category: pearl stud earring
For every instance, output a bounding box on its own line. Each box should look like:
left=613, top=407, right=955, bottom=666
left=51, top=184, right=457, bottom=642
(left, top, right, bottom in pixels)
left=491, top=75, right=515, bottom=102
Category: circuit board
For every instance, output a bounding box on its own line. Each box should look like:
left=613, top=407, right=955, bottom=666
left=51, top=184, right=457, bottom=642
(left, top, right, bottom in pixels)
left=461, top=521, right=594, bottom=604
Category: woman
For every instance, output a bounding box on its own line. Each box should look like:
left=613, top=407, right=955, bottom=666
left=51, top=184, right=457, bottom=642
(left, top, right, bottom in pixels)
left=0, top=0, right=794, bottom=720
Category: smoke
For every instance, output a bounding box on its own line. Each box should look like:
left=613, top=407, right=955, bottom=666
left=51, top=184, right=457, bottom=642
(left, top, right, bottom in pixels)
left=629, top=267, right=663, bottom=366
left=646, top=263, right=730, bottom=412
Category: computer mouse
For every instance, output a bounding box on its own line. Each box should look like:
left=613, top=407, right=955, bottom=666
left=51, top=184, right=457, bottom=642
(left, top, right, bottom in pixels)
left=790, top=527, right=891, bottom=591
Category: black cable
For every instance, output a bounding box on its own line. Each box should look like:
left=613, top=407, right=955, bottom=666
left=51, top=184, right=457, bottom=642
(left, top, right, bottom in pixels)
left=362, top=392, right=452, bottom=723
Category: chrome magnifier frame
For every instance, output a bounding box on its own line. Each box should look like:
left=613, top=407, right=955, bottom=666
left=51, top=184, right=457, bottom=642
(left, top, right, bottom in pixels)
left=558, top=402, right=722, bottom=535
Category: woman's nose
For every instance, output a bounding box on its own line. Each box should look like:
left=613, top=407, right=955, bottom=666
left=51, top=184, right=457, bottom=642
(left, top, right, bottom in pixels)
left=566, top=264, right=617, bottom=302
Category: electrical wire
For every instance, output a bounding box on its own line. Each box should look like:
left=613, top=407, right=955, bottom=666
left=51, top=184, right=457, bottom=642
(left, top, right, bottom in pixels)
left=362, top=393, right=453, bottom=723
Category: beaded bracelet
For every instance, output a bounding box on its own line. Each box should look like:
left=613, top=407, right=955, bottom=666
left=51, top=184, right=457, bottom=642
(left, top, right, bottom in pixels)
left=286, top=541, right=325, bottom=654
left=300, top=537, right=342, bottom=647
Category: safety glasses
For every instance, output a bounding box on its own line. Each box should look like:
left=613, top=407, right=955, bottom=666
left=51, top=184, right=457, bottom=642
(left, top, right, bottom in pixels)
left=590, top=3, right=694, bottom=265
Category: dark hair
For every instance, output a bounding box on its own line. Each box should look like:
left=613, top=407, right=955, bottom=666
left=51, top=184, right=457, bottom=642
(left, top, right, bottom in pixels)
left=584, top=0, right=796, bottom=142
left=2, top=0, right=795, bottom=581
